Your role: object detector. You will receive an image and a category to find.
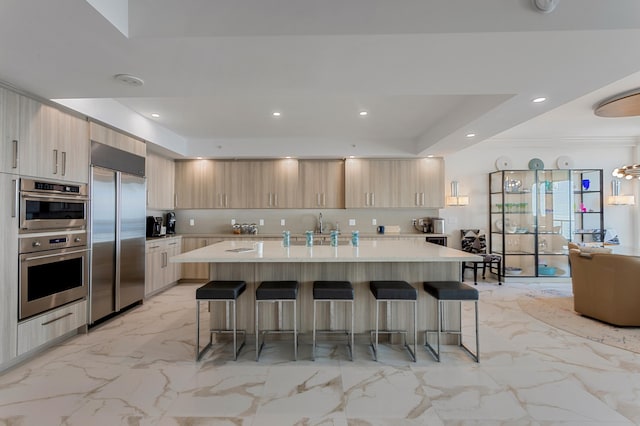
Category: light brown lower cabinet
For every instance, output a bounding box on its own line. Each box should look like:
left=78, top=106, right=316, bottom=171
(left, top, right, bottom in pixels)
left=145, top=237, right=182, bottom=296
left=180, top=237, right=222, bottom=281
left=17, top=300, right=87, bottom=356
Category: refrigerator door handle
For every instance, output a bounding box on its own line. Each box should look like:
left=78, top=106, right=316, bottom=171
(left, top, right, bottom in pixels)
left=114, top=172, right=122, bottom=312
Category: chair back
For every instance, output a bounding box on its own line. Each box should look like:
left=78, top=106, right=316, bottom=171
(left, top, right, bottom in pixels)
left=461, top=229, right=487, bottom=254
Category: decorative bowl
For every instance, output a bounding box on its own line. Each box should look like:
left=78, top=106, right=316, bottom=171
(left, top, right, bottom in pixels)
left=505, top=267, right=523, bottom=275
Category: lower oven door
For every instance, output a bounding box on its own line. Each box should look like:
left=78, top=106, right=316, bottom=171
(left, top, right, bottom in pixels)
left=19, top=247, right=89, bottom=321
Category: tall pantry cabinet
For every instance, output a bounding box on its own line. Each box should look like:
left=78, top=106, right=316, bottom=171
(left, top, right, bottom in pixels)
left=0, top=174, right=18, bottom=364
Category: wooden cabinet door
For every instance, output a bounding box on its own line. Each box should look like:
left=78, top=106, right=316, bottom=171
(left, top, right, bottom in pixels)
left=180, top=237, right=212, bottom=280
left=175, top=160, right=216, bottom=209
left=298, top=160, right=344, bottom=208
left=166, top=238, right=182, bottom=283
left=147, top=152, right=176, bottom=209
left=417, top=157, right=444, bottom=207
left=145, top=241, right=166, bottom=296
left=18, top=97, right=89, bottom=183
left=267, top=159, right=298, bottom=208
left=18, top=97, right=59, bottom=180
left=345, top=159, right=393, bottom=208
left=89, top=122, right=146, bottom=157
left=0, top=88, right=20, bottom=174
left=0, top=174, right=19, bottom=364
left=56, top=110, right=89, bottom=183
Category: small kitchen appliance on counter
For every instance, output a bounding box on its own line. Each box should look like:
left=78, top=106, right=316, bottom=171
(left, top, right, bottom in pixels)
left=415, top=217, right=445, bottom=234
left=165, top=212, right=176, bottom=234
left=146, top=216, right=163, bottom=237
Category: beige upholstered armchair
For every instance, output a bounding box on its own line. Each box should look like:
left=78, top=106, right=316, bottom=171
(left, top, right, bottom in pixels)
left=569, top=249, right=640, bottom=326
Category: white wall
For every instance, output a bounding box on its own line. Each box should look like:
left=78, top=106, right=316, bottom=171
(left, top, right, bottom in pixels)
left=441, top=139, right=638, bottom=249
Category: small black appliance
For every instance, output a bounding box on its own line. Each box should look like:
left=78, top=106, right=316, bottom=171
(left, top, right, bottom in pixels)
left=165, top=212, right=176, bottom=235
left=146, top=216, right=163, bottom=237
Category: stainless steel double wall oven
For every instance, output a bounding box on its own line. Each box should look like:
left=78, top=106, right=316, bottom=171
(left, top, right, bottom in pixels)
left=18, top=179, right=89, bottom=320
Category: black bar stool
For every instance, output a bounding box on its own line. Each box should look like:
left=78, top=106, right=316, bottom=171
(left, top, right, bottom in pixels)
left=312, top=281, right=354, bottom=361
left=195, top=280, right=247, bottom=361
left=255, top=281, right=299, bottom=361
left=423, top=281, right=479, bottom=363
left=369, top=281, right=417, bottom=362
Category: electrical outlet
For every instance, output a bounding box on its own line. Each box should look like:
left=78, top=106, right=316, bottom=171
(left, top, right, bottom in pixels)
left=189, top=219, right=195, bottom=226
left=259, top=219, right=264, bottom=226
left=349, top=219, right=356, bottom=226
left=280, top=219, right=285, bottom=226
left=231, top=219, right=236, bottom=225
left=372, top=218, right=377, bottom=226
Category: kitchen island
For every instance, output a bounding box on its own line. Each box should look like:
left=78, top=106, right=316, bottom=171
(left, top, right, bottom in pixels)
left=171, top=239, right=481, bottom=342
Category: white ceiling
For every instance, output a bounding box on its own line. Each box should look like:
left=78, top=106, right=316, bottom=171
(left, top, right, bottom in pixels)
left=2, top=0, right=640, bottom=158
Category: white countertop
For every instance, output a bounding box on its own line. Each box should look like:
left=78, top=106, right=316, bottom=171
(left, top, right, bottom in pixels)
left=177, top=233, right=446, bottom=239
left=171, top=239, right=480, bottom=263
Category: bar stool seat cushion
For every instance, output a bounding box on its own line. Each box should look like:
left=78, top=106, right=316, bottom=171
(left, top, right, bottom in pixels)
left=423, top=281, right=478, bottom=301
left=370, top=281, right=417, bottom=300
left=313, top=281, right=354, bottom=300
left=196, top=281, right=246, bottom=300
left=256, top=281, right=299, bottom=300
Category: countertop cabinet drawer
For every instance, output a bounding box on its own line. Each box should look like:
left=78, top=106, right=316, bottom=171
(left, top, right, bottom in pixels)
left=17, top=300, right=87, bottom=356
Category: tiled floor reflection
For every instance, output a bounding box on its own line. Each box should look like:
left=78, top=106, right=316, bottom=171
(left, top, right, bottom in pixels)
left=1, top=280, right=639, bottom=425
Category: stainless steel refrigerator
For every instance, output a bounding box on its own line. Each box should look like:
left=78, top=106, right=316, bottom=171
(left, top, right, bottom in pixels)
left=90, top=142, right=146, bottom=324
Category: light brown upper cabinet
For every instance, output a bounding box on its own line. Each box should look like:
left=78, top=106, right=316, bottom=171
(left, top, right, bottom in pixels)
left=230, top=159, right=299, bottom=209
left=298, top=160, right=345, bottom=208
left=146, top=152, right=176, bottom=210
left=345, top=159, right=395, bottom=208
left=89, top=121, right=146, bottom=157
left=174, top=160, right=217, bottom=209
left=396, top=158, right=445, bottom=208
left=0, top=87, right=20, bottom=174
left=252, top=159, right=299, bottom=208
left=345, top=158, right=444, bottom=208
left=19, top=96, right=89, bottom=183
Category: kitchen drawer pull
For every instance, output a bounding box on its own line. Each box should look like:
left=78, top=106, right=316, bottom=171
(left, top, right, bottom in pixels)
left=168, top=242, right=177, bottom=245
left=174, top=193, right=178, bottom=208
left=61, top=151, right=67, bottom=176
left=12, top=139, right=18, bottom=169
left=11, top=179, right=18, bottom=217
left=41, top=312, right=73, bottom=326
left=149, top=245, right=160, bottom=249
left=53, top=149, right=58, bottom=174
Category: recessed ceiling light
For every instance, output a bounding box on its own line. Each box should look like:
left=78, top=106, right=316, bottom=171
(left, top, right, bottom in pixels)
left=113, top=73, right=144, bottom=87
left=285, top=156, right=292, bottom=159
left=532, top=97, right=547, bottom=103
left=349, top=155, right=355, bottom=159
left=359, top=111, right=368, bottom=116
left=196, top=157, right=203, bottom=160
left=272, top=112, right=281, bottom=117
left=465, top=133, right=476, bottom=138
left=150, top=113, right=160, bottom=118
left=427, top=155, right=434, bottom=158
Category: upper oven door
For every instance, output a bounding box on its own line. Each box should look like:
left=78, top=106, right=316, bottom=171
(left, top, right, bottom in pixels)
left=20, top=193, right=87, bottom=233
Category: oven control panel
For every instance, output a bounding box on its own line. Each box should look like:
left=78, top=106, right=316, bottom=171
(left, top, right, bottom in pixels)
left=19, top=233, right=87, bottom=254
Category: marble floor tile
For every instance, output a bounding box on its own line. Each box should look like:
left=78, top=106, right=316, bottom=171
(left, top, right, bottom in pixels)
left=1, top=281, right=640, bottom=425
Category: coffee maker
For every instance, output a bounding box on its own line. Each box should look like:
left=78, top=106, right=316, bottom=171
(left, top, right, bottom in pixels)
left=146, top=216, right=163, bottom=237
left=165, top=212, right=176, bottom=235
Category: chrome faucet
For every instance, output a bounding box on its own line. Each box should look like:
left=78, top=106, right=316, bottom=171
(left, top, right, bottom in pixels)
left=318, top=212, right=324, bottom=234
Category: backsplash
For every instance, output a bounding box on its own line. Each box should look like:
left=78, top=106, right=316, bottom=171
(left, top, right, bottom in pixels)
left=173, top=208, right=439, bottom=235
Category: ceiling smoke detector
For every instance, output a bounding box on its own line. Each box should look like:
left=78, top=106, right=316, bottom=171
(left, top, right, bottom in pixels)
left=532, top=0, right=559, bottom=13
left=113, top=74, right=144, bottom=87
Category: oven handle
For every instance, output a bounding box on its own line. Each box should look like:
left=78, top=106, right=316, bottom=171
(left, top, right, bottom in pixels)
left=21, top=192, right=89, bottom=201
left=22, top=248, right=90, bottom=262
